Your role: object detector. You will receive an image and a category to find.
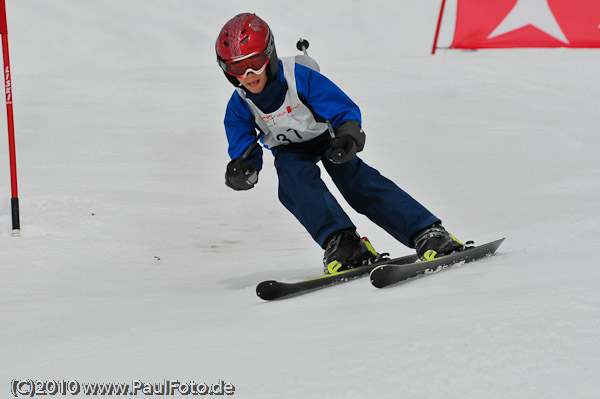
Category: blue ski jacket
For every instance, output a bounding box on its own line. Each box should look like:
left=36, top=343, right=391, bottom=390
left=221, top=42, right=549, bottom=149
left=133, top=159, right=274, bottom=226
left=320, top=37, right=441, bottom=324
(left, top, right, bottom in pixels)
left=223, top=60, right=362, bottom=171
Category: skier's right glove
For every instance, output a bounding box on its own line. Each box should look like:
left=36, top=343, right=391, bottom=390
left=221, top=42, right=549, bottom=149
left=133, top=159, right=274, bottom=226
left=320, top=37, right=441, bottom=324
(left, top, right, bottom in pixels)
left=325, top=120, right=365, bottom=164
left=225, top=157, right=258, bottom=191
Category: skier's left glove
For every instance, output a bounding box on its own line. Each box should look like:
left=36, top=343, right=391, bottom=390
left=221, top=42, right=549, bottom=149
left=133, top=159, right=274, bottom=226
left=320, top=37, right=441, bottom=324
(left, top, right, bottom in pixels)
left=325, top=120, right=365, bottom=164
left=225, top=157, right=258, bottom=191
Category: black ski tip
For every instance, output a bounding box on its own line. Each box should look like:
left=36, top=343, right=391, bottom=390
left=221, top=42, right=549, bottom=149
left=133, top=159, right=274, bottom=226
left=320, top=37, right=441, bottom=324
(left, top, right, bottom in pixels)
left=370, top=265, right=388, bottom=289
left=256, top=280, right=282, bottom=301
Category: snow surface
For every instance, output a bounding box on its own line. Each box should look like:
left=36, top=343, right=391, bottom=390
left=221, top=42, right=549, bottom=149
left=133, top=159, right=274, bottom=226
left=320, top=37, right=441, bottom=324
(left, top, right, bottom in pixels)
left=1, top=1, right=599, bottom=398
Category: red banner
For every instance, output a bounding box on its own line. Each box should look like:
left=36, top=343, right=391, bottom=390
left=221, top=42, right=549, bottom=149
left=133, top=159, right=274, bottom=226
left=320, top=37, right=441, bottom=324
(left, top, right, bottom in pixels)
left=451, top=0, right=600, bottom=49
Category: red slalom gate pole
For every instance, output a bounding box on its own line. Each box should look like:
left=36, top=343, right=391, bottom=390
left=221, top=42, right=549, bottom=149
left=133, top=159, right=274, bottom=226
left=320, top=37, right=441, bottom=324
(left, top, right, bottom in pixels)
left=0, top=0, right=20, bottom=236
left=431, top=0, right=447, bottom=55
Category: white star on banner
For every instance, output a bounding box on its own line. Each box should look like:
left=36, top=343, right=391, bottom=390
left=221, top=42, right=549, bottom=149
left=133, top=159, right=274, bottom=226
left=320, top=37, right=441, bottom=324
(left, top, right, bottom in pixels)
left=488, top=0, right=569, bottom=43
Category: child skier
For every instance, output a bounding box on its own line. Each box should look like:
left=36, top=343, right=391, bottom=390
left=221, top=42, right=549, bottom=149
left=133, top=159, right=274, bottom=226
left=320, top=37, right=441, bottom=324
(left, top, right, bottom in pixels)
left=216, top=13, right=465, bottom=274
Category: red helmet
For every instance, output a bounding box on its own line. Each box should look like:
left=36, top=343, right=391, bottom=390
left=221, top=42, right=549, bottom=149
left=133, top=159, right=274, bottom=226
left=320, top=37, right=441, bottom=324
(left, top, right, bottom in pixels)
left=216, top=13, right=278, bottom=86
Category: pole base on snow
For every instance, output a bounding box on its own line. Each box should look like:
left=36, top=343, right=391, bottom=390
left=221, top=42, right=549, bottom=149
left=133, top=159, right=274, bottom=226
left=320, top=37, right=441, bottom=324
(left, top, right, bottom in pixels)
left=11, top=197, right=19, bottom=236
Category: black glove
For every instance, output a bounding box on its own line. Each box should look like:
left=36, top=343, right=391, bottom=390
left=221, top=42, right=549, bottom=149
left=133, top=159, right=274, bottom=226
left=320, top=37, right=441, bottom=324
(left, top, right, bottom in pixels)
left=325, top=120, right=366, bottom=164
left=225, top=157, right=258, bottom=191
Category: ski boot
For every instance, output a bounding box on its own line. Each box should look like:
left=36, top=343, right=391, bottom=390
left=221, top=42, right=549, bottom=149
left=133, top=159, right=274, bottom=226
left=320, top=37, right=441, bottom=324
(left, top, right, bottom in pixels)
left=413, top=222, right=469, bottom=261
left=323, top=229, right=385, bottom=274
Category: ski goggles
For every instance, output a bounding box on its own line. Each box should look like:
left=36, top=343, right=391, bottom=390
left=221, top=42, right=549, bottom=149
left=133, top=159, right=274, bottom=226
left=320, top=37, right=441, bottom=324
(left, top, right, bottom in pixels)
left=219, top=52, right=270, bottom=79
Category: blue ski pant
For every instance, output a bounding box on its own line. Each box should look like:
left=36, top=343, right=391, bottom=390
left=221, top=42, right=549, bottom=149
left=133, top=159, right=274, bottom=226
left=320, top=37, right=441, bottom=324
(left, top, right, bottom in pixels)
left=272, top=134, right=440, bottom=248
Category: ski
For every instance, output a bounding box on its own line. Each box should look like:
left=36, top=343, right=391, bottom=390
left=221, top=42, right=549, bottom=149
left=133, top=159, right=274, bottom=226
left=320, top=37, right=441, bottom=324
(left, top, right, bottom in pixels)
left=369, top=238, right=505, bottom=288
left=256, top=253, right=419, bottom=301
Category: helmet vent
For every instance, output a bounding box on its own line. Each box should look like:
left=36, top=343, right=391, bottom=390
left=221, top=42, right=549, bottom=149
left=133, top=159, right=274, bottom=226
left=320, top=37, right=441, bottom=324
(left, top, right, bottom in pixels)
left=223, top=41, right=229, bottom=47
left=241, top=37, right=248, bottom=44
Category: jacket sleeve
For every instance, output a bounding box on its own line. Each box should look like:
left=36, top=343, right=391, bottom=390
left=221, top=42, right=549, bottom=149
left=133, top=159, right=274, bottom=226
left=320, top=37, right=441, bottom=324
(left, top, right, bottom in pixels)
left=294, top=63, right=362, bottom=131
left=223, top=92, right=263, bottom=171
